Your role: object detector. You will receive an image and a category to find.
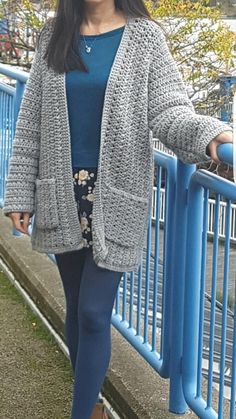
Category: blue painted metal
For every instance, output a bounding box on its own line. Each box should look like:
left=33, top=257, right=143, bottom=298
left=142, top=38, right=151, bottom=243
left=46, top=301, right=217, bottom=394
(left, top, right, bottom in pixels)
left=218, top=199, right=231, bottom=419
left=217, top=142, right=233, bottom=166
left=136, top=260, right=143, bottom=338
left=151, top=165, right=161, bottom=359
left=152, top=150, right=177, bottom=378
left=0, top=63, right=236, bottom=419
left=183, top=169, right=236, bottom=419
left=112, top=149, right=177, bottom=377
left=207, top=193, right=220, bottom=410
left=230, top=281, right=236, bottom=419
left=0, top=64, right=28, bottom=83
left=0, top=81, right=14, bottom=207
left=196, top=187, right=209, bottom=398
left=0, top=65, right=26, bottom=236
left=168, top=160, right=196, bottom=414
left=143, top=215, right=152, bottom=345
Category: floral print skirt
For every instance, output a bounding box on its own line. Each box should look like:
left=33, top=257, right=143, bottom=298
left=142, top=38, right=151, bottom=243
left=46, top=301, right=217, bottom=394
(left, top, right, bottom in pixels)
left=72, top=166, right=98, bottom=248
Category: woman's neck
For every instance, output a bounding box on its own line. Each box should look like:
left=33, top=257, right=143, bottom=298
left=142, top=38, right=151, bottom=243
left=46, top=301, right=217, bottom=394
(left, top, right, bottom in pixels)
left=81, top=6, right=127, bottom=36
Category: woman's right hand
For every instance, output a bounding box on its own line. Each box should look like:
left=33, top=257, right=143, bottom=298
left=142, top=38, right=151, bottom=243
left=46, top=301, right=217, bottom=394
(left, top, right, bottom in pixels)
left=7, top=212, right=32, bottom=236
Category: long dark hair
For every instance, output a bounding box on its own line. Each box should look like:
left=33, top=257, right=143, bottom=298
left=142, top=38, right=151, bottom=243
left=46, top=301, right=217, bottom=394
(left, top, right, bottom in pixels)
left=43, top=0, right=158, bottom=74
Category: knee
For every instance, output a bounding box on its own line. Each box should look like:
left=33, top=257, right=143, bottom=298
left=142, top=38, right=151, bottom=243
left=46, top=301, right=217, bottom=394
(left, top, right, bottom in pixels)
left=79, top=306, right=110, bottom=334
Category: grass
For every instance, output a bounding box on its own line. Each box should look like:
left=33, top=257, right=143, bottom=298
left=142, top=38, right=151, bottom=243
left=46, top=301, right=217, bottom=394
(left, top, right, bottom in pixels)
left=0, top=270, right=74, bottom=419
left=216, top=289, right=235, bottom=311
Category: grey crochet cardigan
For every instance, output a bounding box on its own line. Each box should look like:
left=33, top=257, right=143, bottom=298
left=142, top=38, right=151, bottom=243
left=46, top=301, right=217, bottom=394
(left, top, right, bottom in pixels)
left=3, top=15, right=232, bottom=273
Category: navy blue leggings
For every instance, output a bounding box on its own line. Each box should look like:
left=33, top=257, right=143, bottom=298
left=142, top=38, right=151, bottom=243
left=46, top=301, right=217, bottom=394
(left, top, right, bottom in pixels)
left=55, top=246, right=123, bottom=419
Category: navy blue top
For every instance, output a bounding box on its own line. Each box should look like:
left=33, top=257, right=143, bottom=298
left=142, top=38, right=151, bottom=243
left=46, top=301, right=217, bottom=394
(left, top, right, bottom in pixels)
left=66, top=25, right=125, bottom=168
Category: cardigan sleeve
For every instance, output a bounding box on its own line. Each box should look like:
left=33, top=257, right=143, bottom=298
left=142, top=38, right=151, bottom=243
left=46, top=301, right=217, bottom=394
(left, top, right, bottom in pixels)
left=147, top=25, right=233, bottom=165
left=2, top=27, right=45, bottom=217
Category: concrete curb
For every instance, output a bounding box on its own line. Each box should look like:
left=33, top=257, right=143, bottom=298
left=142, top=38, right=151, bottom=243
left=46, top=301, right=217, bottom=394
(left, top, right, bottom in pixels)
left=0, top=210, right=199, bottom=418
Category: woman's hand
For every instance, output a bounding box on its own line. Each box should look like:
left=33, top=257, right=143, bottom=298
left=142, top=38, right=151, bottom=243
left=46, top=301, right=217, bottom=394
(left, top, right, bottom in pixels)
left=7, top=212, right=31, bottom=236
left=206, top=130, right=233, bottom=165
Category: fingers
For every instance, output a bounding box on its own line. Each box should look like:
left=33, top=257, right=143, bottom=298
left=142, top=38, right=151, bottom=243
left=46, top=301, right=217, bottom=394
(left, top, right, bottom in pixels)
left=21, top=213, right=31, bottom=236
left=208, top=131, right=233, bottom=165
left=8, top=212, right=31, bottom=235
left=216, top=162, right=232, bottom=180
left=207, top=141, right=221, bottom=165
left=212, top=131, right=233, bottom=144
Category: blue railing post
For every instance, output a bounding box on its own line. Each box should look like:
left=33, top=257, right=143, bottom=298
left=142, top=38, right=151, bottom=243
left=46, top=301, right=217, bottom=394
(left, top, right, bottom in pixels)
left=182, top=173, right=205, bottom=416
left=153, top=150, right=177, bottom=378
left=168, top=159, right=196, bottom=414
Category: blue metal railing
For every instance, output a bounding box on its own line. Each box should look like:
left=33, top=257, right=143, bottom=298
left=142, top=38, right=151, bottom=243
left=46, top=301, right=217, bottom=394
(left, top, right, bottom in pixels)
left=183, top=167, right=236, bottom=419
left=0, top=63, right=235, bottom=419
left=0, top=64, right=27, bottom=212
left=112, top=150, right=177, bottom=378
left=0, top=81, right=14, bottom=207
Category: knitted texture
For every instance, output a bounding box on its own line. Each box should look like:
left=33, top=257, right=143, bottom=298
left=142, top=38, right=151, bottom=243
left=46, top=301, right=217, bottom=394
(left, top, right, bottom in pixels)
left=3, top=15, right=232, bottom=273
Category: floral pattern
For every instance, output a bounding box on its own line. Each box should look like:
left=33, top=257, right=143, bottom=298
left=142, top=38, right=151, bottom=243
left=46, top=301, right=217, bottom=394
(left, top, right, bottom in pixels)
left=72, top=166, right=97, bottom=248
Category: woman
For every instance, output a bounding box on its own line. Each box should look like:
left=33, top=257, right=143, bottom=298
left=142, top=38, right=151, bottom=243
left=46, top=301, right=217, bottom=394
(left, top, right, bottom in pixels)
left=3, top=0, right=233, bottom=418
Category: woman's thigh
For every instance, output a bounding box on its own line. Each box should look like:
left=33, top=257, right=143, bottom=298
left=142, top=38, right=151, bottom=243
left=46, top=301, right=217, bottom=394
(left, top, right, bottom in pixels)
left=78, top=248, right=123, bottom=328
left=54, top=248, right=87, bottom=303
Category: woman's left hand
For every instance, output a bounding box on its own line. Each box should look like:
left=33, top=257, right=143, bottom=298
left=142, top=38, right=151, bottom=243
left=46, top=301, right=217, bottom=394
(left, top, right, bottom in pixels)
left=206, top=130, right=233, bottom=165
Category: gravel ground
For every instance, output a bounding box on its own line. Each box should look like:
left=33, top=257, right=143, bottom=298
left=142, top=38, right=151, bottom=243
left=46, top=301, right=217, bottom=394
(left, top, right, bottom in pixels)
left=0, top=271, right=73, bottom=419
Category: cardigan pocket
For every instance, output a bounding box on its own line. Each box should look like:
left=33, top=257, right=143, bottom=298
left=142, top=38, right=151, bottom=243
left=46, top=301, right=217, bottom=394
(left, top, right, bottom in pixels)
left=103, top=184, right=149, bottom=248
left=35, top=177, right=59, bottom=229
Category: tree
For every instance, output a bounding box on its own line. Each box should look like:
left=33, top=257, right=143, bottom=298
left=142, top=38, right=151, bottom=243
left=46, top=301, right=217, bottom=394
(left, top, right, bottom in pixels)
left=145, top=0, right=236, bottom=119
left=145, top=0, right=236, bottom=180
left=0, top=0, right=55, bottom=67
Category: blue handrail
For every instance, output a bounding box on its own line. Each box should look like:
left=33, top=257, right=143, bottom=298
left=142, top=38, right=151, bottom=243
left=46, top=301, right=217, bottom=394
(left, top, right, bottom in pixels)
left=217, top=143, right=234, bottom=166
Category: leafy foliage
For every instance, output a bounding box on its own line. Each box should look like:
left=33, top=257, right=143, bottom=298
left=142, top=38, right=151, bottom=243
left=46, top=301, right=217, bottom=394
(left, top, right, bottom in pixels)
left=0, top=0, right=54, bottom=68
left=145, top=0, right=236, bottom=117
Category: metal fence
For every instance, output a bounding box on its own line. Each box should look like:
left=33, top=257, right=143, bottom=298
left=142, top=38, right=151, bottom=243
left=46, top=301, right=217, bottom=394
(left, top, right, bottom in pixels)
left=183, top=165, right=236, bottom=419
left=0, top=64, right=235, bottom=419
left=153, top=139, right=236, bottom=243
